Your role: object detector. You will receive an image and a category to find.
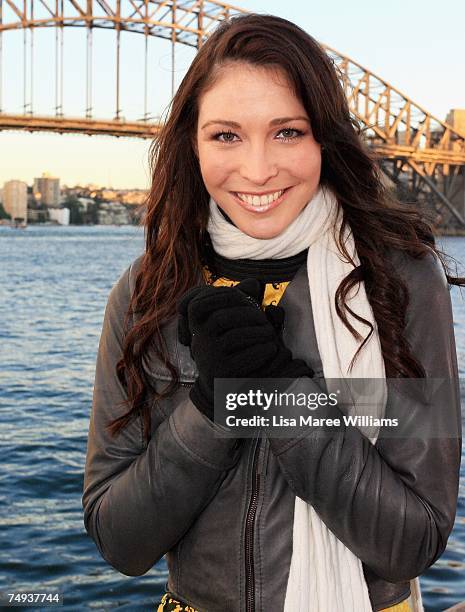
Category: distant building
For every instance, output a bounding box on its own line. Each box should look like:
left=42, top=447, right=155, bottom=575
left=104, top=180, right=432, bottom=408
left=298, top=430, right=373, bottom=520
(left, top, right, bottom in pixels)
left=100, top=189, right=119, bottom=201
left=33, top=172, right=60, bottom=207
left=3, top=180, right=28, bottom=222
left=77, top=197, right=94, bottom=210
left=121, top=190, right=147, bottom=206
left=48, top=208, right=70, bottom=225
left=97, top=202, right=130, bottom=225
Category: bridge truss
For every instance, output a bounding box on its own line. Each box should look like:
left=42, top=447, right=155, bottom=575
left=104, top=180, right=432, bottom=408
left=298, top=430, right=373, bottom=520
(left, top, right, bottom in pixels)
left=1, top=0, right=464, bottom=230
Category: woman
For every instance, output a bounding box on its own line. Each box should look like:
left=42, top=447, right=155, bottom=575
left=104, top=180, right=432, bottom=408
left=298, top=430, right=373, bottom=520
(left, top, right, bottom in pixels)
left=82, top=13, right=463, bottom=612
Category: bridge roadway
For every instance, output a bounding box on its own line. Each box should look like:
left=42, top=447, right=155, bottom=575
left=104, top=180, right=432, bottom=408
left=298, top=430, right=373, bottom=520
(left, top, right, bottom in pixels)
left=2, top=113, right=464, bottom=169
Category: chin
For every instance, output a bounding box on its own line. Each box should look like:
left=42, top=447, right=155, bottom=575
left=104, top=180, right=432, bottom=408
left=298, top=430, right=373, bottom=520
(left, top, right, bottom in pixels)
left=236, top=221, right=287, bottom=240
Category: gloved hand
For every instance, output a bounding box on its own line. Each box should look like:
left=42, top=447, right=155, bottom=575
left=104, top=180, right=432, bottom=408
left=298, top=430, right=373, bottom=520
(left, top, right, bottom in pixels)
left=177, top=278, right=314, bottom=420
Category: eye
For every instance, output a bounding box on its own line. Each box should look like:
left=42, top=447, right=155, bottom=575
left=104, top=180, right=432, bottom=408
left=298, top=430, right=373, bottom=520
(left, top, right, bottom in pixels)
left=212, top=130, right=238, bottom=143
left=277, top=128, right=305, bottom=142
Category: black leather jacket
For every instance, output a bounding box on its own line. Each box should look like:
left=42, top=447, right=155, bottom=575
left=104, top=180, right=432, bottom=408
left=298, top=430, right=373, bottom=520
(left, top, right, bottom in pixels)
left=82, top=248, right=462, bottom=611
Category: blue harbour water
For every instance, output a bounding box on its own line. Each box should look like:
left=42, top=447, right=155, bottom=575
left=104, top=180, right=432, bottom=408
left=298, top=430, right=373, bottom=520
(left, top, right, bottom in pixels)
left=0, top=225, right=464, bottom=611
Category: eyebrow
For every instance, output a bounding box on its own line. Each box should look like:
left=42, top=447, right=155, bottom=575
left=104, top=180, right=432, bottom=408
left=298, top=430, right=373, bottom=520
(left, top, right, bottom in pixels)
left=200, top=116, right=310, bottom=130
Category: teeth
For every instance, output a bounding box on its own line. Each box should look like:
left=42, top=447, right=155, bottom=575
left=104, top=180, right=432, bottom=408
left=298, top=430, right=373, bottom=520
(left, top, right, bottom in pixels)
left=236, top=189, right=284, bottom=206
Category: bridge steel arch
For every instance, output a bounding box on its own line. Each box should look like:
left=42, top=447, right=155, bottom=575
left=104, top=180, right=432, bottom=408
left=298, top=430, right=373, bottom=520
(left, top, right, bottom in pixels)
left=1, top=0, right=464, bottom=230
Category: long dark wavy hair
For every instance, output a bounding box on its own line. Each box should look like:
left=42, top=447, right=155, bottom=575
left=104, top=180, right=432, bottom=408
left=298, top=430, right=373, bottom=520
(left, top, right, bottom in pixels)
left=107, top=13, right=465, bottom=442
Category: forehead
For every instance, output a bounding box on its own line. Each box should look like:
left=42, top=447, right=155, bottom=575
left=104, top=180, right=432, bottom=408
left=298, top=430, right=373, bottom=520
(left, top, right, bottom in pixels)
left=197, top=63, right=305, bottom=120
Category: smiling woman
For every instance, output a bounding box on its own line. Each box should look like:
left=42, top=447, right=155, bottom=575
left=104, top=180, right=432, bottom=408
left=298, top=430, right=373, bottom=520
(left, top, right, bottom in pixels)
left=82, top=12, right=463, bottom=612
left=194, top=63, right=321, bottom=238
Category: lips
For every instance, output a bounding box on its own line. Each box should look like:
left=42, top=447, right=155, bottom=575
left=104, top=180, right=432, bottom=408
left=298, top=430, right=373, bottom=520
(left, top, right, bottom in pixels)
left=231, top=186, right=292, bottom=214
left=236, top=189, right=284, bottom=206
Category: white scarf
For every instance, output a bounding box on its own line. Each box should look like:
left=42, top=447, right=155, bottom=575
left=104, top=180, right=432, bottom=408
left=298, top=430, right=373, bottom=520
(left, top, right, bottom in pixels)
left=207, top=186, right=424, bottom=612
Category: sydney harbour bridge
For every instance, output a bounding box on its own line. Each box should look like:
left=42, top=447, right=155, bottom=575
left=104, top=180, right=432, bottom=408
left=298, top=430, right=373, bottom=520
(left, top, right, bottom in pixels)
left=1, top=0, right=465, bottom=231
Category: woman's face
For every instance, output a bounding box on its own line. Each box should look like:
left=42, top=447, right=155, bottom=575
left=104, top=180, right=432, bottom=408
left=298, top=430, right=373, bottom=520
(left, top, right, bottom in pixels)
left=195, top=62, right=322, bottom=239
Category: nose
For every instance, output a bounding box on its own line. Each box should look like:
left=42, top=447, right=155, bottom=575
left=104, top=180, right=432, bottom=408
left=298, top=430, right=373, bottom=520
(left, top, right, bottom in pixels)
left=239, top=144, right=278, bottom=185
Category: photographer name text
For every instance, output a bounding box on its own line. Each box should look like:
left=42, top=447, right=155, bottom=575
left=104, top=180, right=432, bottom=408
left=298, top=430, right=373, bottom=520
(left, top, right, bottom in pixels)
left=224, top=415, right=399, bottom=428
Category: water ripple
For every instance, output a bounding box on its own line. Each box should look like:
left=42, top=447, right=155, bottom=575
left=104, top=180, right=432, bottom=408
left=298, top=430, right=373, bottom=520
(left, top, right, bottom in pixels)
left=1, top=227, right=464, bottom=611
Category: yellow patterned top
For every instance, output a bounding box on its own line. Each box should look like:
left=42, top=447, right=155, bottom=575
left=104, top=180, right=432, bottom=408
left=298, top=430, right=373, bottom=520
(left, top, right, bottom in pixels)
left=381, top=598, right=413, bottom=612
left=202, top=265, right=289, bottom=307
left=156, top=591, right=413, bottom=611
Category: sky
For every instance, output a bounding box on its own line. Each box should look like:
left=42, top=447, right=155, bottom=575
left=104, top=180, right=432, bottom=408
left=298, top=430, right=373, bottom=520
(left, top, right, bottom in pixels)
left=0, top=0, right=464, bottom=190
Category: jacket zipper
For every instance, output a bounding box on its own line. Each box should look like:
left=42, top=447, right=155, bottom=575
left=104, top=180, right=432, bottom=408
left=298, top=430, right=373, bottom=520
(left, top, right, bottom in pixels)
left=245, top=434, right=261, bottom=612
left=244, top=294, right=262, bottom=310
left=234, top=292, right=263, bottom=611
left=183, top=377, right=261, bottom=611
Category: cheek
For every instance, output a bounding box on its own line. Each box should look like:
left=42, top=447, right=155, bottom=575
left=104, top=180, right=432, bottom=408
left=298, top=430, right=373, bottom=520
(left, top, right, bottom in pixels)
left=198, top=147, right=231, bottom=186
left=290, top=146, right=322, bottom=182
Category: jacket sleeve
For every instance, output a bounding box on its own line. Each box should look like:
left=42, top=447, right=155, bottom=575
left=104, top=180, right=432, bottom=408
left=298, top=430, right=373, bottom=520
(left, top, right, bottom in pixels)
left=82, top=261, right=243, bottom=576
left=266, top=249, right=462, bottom=583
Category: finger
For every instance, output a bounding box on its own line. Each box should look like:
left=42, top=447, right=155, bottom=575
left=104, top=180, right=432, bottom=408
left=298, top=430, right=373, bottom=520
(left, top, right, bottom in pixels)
left=177, top=285, right=207, bottom=317
left=264, top=304, right=285, bottom=331
left=187, top=287, right=260, bottom=326
left=222, top=341, right=279, bottom=376
left=216, top=325, right=276, bottom=354
left=202, top=306, right=270, bottom=336
left=235, top=278, right=265, bottom=306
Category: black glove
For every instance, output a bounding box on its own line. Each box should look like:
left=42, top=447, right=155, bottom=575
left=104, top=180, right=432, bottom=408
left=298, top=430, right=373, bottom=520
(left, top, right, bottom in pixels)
left=177, top=278, right=314, bottom=420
